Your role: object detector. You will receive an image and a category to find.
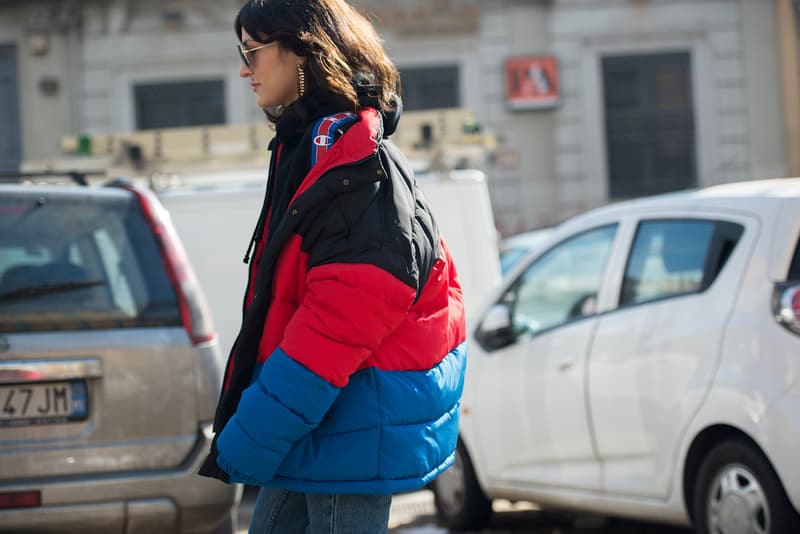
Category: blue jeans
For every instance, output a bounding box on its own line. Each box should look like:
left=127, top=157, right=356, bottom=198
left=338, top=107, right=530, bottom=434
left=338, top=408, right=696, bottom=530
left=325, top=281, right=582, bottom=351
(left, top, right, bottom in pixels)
left=249, top=487, right=392, bottom=534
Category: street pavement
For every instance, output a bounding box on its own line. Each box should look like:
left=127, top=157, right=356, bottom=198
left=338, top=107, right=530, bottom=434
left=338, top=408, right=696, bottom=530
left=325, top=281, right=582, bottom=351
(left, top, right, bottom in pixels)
left=235, top=487, right=694, bottom=533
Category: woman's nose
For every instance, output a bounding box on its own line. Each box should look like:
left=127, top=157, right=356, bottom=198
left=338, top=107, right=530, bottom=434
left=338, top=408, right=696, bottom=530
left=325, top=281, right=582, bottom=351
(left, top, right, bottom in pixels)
left=239, top=62, right=251, bottom=78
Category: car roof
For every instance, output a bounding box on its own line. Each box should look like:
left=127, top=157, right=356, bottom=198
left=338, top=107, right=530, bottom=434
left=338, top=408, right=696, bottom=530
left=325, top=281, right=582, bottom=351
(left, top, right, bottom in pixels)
left=548, top=178, right=800, bottom=281
left=565, top=178, right=800, bottom=229
left=501, top=227, right=554, bottom=250
left=0, top=184, right=131, bottom=201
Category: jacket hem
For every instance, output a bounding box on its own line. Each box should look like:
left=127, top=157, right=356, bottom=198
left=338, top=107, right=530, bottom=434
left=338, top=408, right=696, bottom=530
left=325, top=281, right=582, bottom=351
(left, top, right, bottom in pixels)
left=252, top=453, right=455, bottom=495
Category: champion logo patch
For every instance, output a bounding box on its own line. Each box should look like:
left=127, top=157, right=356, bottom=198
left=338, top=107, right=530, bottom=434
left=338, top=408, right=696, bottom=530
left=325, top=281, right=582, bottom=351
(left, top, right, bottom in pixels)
left=313, top=134, right=333, bottom=147
left=310, top=112, right=358, bottom=167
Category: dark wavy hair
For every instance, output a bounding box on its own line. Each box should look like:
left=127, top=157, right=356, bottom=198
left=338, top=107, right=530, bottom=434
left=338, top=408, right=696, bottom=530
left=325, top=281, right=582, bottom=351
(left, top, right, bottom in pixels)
left=235, top=0, right=400, bottom=122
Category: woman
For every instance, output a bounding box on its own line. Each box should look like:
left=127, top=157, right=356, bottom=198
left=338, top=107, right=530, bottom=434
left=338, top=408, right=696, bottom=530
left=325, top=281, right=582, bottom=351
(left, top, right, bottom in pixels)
left=199, top=1, right=467, bottom=532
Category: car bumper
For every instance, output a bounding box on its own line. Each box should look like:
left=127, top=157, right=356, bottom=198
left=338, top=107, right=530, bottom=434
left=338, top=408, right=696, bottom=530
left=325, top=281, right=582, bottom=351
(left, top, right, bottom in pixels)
left=0, top=424, right=240, bottom=534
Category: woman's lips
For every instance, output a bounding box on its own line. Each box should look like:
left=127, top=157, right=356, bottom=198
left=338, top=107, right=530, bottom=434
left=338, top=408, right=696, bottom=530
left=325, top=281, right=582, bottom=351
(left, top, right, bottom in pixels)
left=251, top=83, right=260, bottom=92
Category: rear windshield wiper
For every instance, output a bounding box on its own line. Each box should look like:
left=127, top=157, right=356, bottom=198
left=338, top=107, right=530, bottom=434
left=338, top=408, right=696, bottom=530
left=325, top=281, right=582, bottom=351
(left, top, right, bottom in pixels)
left=0, top=280, right=107, bottom=303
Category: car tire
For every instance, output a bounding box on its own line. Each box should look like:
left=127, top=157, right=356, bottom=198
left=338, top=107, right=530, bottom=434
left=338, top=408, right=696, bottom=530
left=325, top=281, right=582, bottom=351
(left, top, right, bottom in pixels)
left=693, top=439, right=800, bottom=534
left=432, top=438, right=492, bottom=531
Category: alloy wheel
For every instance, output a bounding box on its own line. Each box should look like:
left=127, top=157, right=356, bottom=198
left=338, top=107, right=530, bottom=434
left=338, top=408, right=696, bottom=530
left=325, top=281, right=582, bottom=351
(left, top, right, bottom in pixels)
left=706, top=464, right=770, bottom=534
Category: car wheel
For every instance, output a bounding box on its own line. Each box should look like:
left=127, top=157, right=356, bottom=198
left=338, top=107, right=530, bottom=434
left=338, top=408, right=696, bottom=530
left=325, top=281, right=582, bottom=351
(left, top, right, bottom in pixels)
left=432, top=438, right=492, bottom=531
left=693, top=440, right=800, bottom=534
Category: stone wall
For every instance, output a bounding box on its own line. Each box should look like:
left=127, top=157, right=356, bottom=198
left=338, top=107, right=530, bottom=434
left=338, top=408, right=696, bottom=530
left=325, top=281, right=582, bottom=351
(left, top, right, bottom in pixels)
left=0, top=1, right=78, bottom=161
left=78, top=0, right=249, bottom=134
left=549, top=0, right=757, bottom=220
left=0, top=0, right=788, bottom=235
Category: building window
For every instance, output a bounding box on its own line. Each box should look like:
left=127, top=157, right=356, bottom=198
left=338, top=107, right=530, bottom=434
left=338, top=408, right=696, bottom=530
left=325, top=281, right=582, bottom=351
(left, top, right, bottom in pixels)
left=400, top=66, right=460, bottom=110
left=134, top=80, right=225, bottom=130
left=602, top=53, right=697, bottom=199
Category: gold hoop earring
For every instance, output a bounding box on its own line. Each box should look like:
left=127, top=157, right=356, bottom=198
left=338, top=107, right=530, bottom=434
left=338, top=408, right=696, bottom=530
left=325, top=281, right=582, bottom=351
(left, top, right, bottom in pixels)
left=296, top=64, right=306, bottom=98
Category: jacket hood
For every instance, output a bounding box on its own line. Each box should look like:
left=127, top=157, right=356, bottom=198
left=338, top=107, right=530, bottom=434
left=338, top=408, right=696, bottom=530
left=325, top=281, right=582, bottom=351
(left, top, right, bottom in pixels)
left=380, top=93, right=402, bottom=138
left=355, top=81, right=402, bottom=138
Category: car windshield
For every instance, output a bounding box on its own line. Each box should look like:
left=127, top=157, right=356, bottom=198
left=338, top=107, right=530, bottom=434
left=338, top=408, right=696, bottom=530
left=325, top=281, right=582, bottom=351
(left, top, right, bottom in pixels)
left=0, top=191, right=181, bottom=333
left=499, top=246, right=531, bottom=276
left=500, top=228, right=554, bottom=276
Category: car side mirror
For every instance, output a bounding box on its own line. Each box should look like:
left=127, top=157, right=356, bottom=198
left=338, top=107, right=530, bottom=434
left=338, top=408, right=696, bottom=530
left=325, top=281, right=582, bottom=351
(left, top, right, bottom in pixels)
left=476, top=303, right=515, bottom=351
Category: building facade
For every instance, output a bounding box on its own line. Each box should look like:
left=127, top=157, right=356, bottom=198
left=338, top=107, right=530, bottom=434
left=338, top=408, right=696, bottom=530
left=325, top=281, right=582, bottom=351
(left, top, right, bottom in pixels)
left=1, top=0, right=798, bottom=234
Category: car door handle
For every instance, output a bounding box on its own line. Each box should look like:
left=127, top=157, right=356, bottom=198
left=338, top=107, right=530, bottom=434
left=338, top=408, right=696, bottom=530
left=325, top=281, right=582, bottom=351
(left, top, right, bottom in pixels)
left=558, top=361, right=575, bottom=372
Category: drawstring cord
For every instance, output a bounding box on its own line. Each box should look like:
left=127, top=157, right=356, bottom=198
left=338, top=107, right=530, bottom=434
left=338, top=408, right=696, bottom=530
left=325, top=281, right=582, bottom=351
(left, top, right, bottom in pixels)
left=242, top=231, right=257, bottom=264
left=243, top=199, right=268, bottom=264
left=244, top=141, right=280, bottom=264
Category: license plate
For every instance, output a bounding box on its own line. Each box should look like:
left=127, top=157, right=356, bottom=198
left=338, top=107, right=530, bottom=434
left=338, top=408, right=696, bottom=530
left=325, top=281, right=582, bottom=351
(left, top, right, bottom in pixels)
left=0, top=381, right=88, bottom=426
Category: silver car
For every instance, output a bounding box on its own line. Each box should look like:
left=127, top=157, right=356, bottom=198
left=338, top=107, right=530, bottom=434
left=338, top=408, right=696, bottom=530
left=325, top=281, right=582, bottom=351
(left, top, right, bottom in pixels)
left=0, top=179, right=239, bottom=533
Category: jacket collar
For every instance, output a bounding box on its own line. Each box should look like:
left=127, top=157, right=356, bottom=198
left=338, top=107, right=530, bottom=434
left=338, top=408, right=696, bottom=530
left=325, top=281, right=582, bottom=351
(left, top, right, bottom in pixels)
left=290, top=107, right=383, bottom=205
left=276, top=90, right=354, bottom=145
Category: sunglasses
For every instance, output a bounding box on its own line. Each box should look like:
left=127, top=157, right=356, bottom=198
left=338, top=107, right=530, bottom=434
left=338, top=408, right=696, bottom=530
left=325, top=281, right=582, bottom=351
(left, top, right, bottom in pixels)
left=237, top=39, right=277, bottom=67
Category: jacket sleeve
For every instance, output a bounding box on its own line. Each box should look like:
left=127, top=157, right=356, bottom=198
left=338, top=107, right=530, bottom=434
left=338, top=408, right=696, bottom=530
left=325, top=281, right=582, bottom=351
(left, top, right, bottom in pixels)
left=283, top=176, right=421, bottom=386
left=215, top=346, right=339, bottom=484
left=283, top=262, right=418, bottom=385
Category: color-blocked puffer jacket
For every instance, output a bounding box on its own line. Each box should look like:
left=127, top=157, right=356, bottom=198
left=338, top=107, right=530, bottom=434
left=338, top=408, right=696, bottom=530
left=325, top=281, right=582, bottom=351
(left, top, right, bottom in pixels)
left=199, top=106, right=467, bottom=495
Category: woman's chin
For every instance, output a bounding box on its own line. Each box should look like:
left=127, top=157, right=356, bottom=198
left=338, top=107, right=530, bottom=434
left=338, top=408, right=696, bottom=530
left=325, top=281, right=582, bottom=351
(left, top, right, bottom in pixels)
left=255, top=93, right=279, bottom=109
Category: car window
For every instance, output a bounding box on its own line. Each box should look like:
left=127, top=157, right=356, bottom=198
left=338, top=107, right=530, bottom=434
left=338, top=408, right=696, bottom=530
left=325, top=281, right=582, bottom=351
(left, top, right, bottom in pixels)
left=499, top=246, right=530, bottom=276
left=0, top=193, right=181, bottom=332
left=620, top=219, right=743, bottom=306
left=500, top=225, right=617, bottom=339
left=789, top=232, right=800, bottom=281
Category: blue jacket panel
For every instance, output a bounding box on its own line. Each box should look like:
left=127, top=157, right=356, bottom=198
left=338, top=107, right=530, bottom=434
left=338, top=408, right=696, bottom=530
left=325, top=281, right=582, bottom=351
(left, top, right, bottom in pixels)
left=216, top=343, right=466, bottom=494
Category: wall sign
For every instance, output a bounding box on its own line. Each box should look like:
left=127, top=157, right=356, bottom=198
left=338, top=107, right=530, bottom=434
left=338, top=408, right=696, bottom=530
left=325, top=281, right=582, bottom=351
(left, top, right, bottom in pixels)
left=504, top=56, right=560, bottom=111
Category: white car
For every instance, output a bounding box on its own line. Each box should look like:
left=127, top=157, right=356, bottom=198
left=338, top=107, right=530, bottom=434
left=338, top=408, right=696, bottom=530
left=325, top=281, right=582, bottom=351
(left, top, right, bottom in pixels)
left=433, top=178, right=800, bottom=534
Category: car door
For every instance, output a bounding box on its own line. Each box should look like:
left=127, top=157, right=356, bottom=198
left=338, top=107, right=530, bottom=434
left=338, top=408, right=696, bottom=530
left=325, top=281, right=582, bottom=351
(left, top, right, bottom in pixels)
left=472, top=224, right=617, bottom=491
left=588, top=214, right=754, bottom=499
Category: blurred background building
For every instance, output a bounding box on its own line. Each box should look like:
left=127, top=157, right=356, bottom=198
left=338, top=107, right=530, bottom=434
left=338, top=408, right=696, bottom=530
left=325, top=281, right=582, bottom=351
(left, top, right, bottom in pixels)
left=1, top=0, right=798, bottom=235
